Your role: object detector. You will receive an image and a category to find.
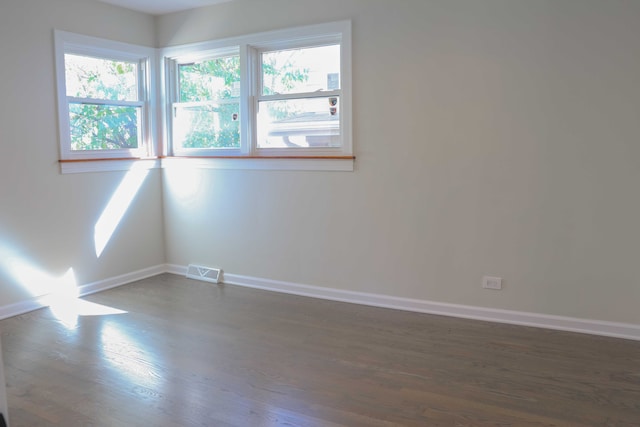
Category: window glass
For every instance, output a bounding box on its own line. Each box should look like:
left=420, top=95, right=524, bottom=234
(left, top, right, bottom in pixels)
left=174, top=54, right=241, bottom=150
left=179, top=55, right=240, bottom=102
left=65, top=54, right=138, bottom=101
left=173, top=102, right=240, bottom=149
left=63, top=53, right=144, bottom=152
left=69, top=104, right=141, bottom=150
left=261, top=44, right=340, bottom=96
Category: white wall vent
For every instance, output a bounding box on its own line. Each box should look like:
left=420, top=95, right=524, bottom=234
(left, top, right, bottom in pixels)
left=186, top=264, right=222, bottom=284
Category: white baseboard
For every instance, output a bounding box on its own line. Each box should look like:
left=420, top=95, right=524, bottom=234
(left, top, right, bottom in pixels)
left=0, top=264, right=166, bottom=321
left=76, top=265, right=166, bottom=297
left=4, top=264, right=640, bottom=341
left=0, top=299, right=44, bottom=322
left=166, top=264, right=188, bottom=276
left=166, top=265, right=640, bottom=342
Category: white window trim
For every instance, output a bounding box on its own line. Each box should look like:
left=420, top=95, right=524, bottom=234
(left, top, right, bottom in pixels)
left=160, top=20, right=353, bottom=163
left=54, top=31, right=158, bottom=168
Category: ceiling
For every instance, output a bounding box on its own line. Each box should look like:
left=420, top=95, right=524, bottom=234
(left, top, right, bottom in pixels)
left=99, top=0, right=235, bottom=15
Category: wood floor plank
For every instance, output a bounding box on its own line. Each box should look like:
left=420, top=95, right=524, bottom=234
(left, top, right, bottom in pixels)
left=1, top=273, right=640, bottom=426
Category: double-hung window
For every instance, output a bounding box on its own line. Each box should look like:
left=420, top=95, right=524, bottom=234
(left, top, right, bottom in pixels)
left=164, top=21, right=352, bottom=161
left=54, top=31, right=155, bottom=162
left=170, top=48, right=241, bottom=156
left=255, top=42, right=342, bottom=152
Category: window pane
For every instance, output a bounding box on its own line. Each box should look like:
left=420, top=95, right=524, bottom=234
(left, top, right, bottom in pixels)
left=262, top=44, right=340, bottom=96
left=179, top=55, right=240, bottom=102
left=173, top=102, right=240, bottom=149
left=257, top=96, right=340, bottom=148
left=69, top=103, right=140, bottom=150
left=65, top=54, right=138, bottom=101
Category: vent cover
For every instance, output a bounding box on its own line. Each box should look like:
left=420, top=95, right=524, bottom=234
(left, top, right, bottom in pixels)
left=186, top=264, right=222, bottom=284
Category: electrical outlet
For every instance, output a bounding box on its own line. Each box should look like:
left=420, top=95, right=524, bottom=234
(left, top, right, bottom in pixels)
left=482, top=276, right=502, bottom=290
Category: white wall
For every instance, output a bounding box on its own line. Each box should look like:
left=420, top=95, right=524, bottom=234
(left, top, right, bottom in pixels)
left=158, top=0, right=640, bottom=325
left=0, top=0, right=164, bottom=307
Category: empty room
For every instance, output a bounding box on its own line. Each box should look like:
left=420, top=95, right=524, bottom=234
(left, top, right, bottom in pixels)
left=1, top=0, right=639, bottom=425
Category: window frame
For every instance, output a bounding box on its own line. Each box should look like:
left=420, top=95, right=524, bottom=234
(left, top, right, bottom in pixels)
left=161, top=21, right=352, bottom=160
left=252, top=39, right=344, bottom=156
left=166, top=46, right=244, bottom=157
left=54, top=31, right=157, bottom=162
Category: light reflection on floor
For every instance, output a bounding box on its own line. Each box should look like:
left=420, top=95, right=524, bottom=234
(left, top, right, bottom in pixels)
left=99, top=321, right=164, bottom=390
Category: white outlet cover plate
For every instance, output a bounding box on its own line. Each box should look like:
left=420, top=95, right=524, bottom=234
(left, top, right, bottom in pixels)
left=482, top=276, right=503, bottom=290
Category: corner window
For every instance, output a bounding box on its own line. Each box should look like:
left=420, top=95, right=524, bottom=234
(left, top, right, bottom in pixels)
left=163, top=21, right=352, bottom=160
left=53, top=23, right=352, bottom=173
left=54, top=31, right=155, bottom=162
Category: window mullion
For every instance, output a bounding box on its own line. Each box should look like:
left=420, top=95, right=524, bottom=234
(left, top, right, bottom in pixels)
left=138, top=58, right=149, bottom=157
left=242, top=44, right=257, bottom=156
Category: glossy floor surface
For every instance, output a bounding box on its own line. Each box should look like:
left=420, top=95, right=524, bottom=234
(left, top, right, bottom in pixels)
left=1, top=274, right=640, bottom=426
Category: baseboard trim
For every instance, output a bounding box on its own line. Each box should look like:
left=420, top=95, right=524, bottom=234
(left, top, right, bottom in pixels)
left=76, top=265, right=166, bottom=298
left=0, top=299, right=44, bottom=322
left=0, top=264, right=166, bottom=321
left=181, top=269, right=640, bottom=341
left=4, top=264, right=640, bottom=341
left=165, top=264, right=187, bottom=276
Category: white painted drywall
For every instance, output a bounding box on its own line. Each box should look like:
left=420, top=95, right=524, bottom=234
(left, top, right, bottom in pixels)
left=158, top=0, right=640, bottom=324
left=0, top=338, right=6, bottom=424
left=0, top=0, right=164, bottom=307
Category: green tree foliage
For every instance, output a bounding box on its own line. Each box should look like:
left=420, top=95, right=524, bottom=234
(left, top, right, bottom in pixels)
left=176, top=53, right=309, bottom=149
left=70, top=104, right=139, bottom=150
left=262, top=51, right=310, bottom=121
left=177, top=56, right=241, bottom=149
left=67, top=51, right=311, bottom=151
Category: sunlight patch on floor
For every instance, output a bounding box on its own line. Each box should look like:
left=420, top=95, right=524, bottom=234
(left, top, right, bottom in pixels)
left=44, top=295, right=128, bottom=329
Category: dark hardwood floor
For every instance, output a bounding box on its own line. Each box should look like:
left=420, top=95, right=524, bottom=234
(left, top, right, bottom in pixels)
left=1, top=273, right=639, bottom=426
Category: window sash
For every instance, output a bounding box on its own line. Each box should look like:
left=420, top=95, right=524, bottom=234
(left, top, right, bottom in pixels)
left=171, top=99, right=241, bottom=153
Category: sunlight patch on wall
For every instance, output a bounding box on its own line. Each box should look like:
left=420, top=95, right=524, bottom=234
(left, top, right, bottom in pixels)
left=163, top=164, right=203, bottom=203
left=94, top=166, right=150, bottom=258
left=1, top=250, right=128, bottom=328
left=5, top=258, right=76, bottom=298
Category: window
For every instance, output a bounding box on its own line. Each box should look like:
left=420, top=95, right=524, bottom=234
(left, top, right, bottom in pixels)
left=257, top=44, right=342, bottom=151
left=54, top=31, right=156, bottom=162
left=163, top=21, right=352, bottom=160
left=171, top=49, right=241, bottom=156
